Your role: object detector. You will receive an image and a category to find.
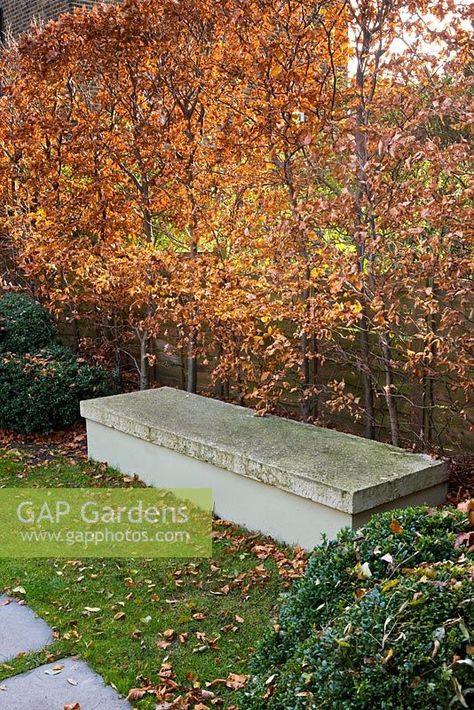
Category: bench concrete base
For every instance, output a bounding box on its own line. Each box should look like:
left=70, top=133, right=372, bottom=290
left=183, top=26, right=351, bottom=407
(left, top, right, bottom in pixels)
left=81, top=388, right=448, bottom=550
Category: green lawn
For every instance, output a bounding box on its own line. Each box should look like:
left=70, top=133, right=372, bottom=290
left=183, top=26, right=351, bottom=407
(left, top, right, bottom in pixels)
left=0, top=447, right=304, bottom=708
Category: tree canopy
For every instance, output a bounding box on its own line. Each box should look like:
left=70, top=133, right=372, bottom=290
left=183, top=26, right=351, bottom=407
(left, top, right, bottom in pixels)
left=0, top=0, right=472, bottom=449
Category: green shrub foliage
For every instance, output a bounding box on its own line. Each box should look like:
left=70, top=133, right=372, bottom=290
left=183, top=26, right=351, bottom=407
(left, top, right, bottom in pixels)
left=245, top=507, right=474, bottom=710
left=0, top=293, right=55, bottom=354
left=0, top=345, right=120, bottom=433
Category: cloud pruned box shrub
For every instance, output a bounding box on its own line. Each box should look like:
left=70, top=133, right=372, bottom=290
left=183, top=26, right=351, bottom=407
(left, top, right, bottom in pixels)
left=245, top=507, right=474, bottom=710
left=0, top=345, right=120, bottom=433
left=0, top=293, right=55, bottom=354
left=0, top=292, right=120, bottom=433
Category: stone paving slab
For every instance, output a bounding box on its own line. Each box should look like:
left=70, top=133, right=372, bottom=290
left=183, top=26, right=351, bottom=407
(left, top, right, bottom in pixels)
left=0, top=596, right=53, bottom=662
left=0, top=657, right=132, bottom=709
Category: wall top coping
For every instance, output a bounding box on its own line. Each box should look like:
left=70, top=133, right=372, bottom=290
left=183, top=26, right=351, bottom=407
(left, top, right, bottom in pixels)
left=80, top=387, right=447, bottom=515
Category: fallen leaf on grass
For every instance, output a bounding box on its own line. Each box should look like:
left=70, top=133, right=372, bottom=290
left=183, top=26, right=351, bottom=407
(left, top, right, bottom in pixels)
left=220, top=623, right=238, bottom=633
left=193, top=645, right=209, bottom=654
left=207, top=673, right=248, bottom=690
left=126, top=687, right=148, bottom=701
left=158, top=662, right=174, bottom=679
left=227, top=673, right=249, bottom=690
left=157, top=639, right=172, bottom=650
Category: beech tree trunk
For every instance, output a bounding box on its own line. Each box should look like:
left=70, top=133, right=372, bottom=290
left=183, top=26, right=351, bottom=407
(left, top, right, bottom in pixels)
left=187, top=340, right=198, bottom=394
left=358, top=305, right=376, bottom=439
left=139, top=330, right=149, bottom=391
left=381, top=332, right=400, bottom=446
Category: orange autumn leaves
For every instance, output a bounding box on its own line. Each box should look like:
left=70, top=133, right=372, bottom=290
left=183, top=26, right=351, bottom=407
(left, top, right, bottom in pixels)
left=0, top=0, right=472, bottom=448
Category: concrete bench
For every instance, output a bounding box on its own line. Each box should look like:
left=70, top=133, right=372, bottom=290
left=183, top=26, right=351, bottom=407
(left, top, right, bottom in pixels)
left=80, top=387, right=448, bottom=549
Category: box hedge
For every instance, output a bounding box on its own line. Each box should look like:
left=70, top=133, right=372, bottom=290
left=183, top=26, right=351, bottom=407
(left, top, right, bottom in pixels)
left=0, top=345, right=120, bottom=433
left=244, top=506, right=474, bottom=710
left=0, top=293, right=55, bottom=354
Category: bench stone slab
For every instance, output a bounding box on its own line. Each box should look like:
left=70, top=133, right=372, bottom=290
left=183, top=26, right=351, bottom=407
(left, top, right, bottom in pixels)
left=81, top=388, right=448, bottom=548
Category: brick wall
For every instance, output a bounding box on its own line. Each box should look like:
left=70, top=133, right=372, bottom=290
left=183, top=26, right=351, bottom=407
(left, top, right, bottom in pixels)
left=0, top=0, right=116, bottom=38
